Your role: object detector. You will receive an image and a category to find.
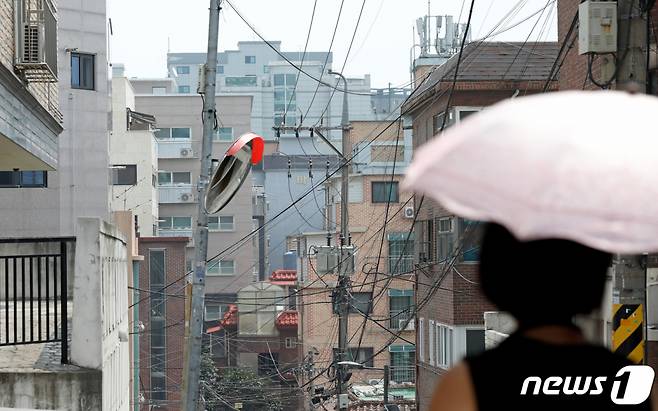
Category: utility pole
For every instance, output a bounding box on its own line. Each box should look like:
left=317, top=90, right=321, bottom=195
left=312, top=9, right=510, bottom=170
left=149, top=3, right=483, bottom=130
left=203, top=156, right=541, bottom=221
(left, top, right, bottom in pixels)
left=183, top=0, right=221, bottom=409
left=611, top=0, right=648, bottom=365
left=383, top=365, right=390, bottom=406
left=329, top=69, right=351, bottom=411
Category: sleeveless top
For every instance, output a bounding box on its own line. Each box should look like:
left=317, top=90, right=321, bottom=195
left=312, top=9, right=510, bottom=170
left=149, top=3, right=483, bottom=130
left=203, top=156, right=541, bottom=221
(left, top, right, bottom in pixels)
left=465, top=333, right=653, bottom=410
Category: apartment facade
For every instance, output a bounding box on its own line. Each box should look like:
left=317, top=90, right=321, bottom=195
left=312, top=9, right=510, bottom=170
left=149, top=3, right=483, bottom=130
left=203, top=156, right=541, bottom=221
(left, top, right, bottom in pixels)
left=296, top=120, right=416, bottom=409
left=168, top=42, right=376, bottom=141
left=138, top=236, right=188, bottom=410
left=110, top=65, right=158, bottom=236
left=0, top=0, right=110, bottom=236
left=403, top=41, right=558, bottom=408
left=132, top=85, right=257, bottom=301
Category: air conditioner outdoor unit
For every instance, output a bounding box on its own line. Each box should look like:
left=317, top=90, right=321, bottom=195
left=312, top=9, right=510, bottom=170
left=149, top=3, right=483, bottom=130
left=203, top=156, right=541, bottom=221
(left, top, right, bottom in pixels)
left=180, top=148, right=193, bottom=157
left=403, top=206, right=415, bottom=219
left=180, top=193, right=193, bottom=202
left=399, top=319, right=414, bottom=331
left=22, top=23, right=44, bottom=64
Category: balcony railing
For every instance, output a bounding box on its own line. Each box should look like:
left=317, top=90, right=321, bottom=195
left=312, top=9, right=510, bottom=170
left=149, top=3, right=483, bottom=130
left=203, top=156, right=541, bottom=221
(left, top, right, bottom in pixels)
left=158, top=185, right=195, bottom=204
left=389, top=256, right=414, bottom=275
left=158, top=229, right=193, bottom=238
left=0, top=237, right=74, bottom=364
left=156, top=140, right=195, bottom=159
left=390, top=366, right=416, bottom=384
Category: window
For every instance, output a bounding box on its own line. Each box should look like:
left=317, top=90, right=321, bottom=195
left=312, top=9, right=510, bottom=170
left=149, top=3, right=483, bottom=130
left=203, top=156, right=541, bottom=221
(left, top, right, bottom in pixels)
left=152, top=87, right=166, bottom=95
left=217, top=65, right=224, bottom=74
left=332, top=347, right=374, bottom=368
left=178, top=85, right=190, bottom=93
left=171, top=127, right=191, bottom=138
left=0, top=171, right=47, bottom=188
left=257, top=352, right=278, bottom=376
left=154, top=127, right=191, bottom=139
left=157, top=216, right=192, bottom=230
left=436, top=323, right=453, bottom=368
left=207, top=259, right=235, bottom=276
left=204, top=304, right=228, bottom=321
left=388, top=232, right=414, bottom=274
left=245, top=55, right=256, bottom=64
left=459, top=218, right=483, bottom=262
left=208, top=216, right=234, bottom=231
left=71, top=53, right=95, bottom=90
left=389, top=289, right=414, bottom=329
left=263, top=65, right=270, bottom=73
left=158, top=171, right=191, bottom=185
left=389, top=345, right=416, bottom=383
left=285, top=337, right=297, bottom=349
left=177, top=65, right=190, bottom=75
left=111, top=165, right=137, bottom=185
left=215, top=127, right=234, bottom=141
left=433, top=110, right=455, bottom=134
left=225, top=76, right=257, bottom=87
left=419, top=318, right=425, bottom=362
left=436, top=217, right=455, bottom=263
left=372, top=181, right=399, bottom=203
left=466, top=329, right=485, bottom=357
left=334, top=292, right=372, bottom=314
left=428, top=320, right=435, bottom=366
left=273, top=74, right=297, bottom=129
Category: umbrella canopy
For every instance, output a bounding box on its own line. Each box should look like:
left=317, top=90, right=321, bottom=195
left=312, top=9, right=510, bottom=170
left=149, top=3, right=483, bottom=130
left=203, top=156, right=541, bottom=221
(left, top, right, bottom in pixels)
left=403, top=90, right=658, bottom=253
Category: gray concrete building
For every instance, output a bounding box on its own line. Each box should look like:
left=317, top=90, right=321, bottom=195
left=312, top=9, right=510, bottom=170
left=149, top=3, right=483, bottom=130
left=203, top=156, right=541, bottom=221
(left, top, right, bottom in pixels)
left=0, top=0, right=110, bottom=237
left=168, top=41, right=375, bottom=141
left=131, top=81, right=257, bottom=299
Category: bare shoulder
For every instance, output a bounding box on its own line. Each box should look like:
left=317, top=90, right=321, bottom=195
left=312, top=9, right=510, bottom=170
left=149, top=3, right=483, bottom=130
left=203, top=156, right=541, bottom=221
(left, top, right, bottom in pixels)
left=428, top=362, right=477, bottom=411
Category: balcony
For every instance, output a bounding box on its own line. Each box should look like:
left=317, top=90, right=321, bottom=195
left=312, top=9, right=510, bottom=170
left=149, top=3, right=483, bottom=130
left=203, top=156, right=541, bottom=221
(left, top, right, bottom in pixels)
left=156, top=140, right=195, bottom=159
left=158, top=229, right=193, bottom=238
left=158, top=185, right=195, bottom=204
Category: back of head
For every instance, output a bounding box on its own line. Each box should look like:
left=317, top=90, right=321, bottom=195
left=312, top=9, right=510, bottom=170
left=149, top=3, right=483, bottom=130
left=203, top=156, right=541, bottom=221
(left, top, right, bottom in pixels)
left=479, top=223, right=612, bottom=327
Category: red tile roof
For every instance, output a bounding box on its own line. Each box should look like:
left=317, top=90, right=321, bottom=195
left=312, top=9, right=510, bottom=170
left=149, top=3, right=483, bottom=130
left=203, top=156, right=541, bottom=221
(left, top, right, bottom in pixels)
left=270, top=269, right=297, bottom=286
left=206, top=304, right=238, bottom=334
left=275, top=310, right=298, bottom=328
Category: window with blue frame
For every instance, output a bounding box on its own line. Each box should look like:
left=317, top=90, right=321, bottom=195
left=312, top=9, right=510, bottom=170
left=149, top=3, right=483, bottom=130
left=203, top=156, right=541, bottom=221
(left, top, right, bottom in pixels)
left=389, top=345, right=416, bottom=383
left=245, top=55, right=256, bottom=64
left=71, top=52, right=95, bottom=90
left=177, top=66, right=190, bottom=75
left=217, top=65, right=224, bottom=74
left=178, top=85, right=190, bottom=93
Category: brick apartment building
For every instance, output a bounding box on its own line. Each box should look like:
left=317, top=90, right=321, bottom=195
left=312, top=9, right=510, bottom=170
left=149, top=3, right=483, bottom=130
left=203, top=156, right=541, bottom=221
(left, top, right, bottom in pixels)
left=138, top=237, right=189, bottom=409
left=295, top=120, right=417, bottom=409
left=402, top=41, right=558, bottom=408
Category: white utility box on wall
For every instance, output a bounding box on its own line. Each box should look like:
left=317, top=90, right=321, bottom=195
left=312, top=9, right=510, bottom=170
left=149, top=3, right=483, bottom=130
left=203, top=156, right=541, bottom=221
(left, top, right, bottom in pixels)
left=578, top=1, right=618, bottom=55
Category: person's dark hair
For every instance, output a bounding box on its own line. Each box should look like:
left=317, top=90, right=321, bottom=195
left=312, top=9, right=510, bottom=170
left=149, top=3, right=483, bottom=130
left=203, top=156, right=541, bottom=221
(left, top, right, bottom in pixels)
left=479, top=223, right=612, bottom=327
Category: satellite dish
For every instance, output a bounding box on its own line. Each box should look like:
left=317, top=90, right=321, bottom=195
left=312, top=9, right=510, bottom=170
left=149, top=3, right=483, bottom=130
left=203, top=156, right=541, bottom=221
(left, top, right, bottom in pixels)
left=205, top=132, right=264, bottom=213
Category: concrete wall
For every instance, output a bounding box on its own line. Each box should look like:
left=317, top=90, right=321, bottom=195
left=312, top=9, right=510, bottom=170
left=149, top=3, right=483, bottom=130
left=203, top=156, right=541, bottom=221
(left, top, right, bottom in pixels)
left=71, top=218, right=129, bottom=411
left=0, top=371, right=102, bottom=410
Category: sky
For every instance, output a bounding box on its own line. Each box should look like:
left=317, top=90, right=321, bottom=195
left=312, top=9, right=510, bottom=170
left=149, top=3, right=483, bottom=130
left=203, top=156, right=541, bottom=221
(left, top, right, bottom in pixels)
left=107, top=0, right=558, bottom=88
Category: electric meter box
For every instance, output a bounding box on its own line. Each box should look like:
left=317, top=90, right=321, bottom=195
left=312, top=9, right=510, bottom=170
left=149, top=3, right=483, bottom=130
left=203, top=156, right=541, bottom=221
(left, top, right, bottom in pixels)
left=578, top=1, right=618, bottom=55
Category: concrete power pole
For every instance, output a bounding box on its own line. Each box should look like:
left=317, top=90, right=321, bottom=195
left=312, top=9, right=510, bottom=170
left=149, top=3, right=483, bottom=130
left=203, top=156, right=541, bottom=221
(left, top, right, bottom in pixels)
left=183, top=0, right=221, bottom=409
left=329, top=69, right=351, bottom=411
left=611, top=0, right=648, bottom=365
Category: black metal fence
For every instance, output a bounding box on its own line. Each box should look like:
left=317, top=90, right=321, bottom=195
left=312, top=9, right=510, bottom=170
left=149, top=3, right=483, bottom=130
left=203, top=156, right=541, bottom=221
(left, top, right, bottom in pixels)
left=0, top=238, right=73, bottom=364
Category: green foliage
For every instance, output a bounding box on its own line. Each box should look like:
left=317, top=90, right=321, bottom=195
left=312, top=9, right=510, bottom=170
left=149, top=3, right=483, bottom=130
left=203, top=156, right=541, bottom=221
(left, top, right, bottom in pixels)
left=200, top=349, right=283, bottom=411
